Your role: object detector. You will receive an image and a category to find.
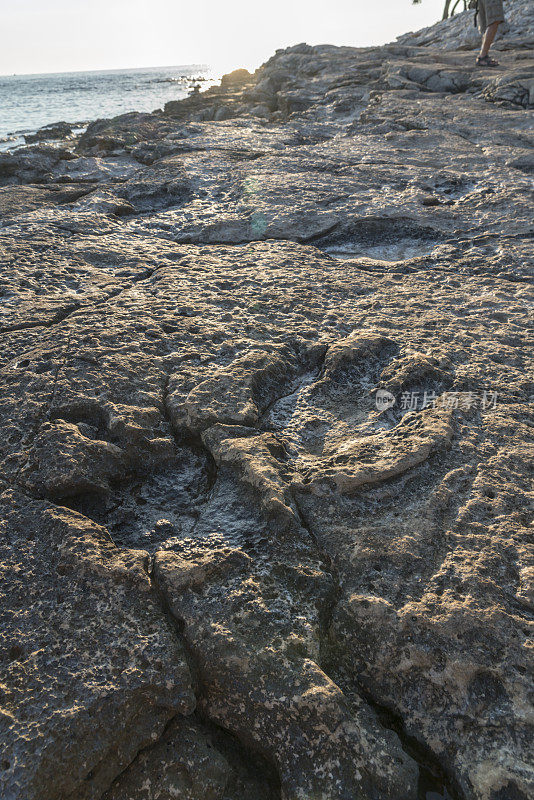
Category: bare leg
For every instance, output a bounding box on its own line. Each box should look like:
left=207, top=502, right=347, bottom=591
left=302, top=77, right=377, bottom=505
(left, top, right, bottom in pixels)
left=480, top=21, right=501, bottom=58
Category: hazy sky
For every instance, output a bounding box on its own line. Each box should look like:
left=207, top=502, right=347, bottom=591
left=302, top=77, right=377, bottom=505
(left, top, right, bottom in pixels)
left=2, top=0, right=446, bottom=76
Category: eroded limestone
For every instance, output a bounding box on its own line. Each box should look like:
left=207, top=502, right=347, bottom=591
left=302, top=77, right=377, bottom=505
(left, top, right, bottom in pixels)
left=0, top=3, right=532, bottom=798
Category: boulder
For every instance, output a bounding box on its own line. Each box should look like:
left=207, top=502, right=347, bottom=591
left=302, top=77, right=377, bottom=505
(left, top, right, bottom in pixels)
left=25, top=121, right=73, bottom=144
left=0, top=146, right=75, bottom=186
left=220, top=68, right=253, bottom=89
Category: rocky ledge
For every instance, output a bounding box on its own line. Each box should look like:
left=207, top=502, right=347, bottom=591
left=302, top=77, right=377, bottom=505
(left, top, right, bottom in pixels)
left=0, top=2, right=532, bottom=799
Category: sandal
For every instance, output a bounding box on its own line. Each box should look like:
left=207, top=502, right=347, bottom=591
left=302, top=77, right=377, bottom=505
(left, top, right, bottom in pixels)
left=476, top=55, right=500, bottom=67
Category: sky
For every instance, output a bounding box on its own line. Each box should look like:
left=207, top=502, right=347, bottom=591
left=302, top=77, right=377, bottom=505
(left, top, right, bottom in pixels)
left=1, top=0, right=447, bottom=76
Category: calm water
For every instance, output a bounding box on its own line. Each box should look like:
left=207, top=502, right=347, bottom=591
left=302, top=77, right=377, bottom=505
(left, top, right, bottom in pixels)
left=0, top=64, right=213, bottom=150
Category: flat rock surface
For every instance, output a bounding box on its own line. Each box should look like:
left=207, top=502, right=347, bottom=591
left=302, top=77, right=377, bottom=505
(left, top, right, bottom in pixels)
left=0, top=2, right=532, bottom=799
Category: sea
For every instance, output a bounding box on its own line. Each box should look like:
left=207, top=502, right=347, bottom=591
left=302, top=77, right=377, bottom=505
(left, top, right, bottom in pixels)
left=0, top=64, right=214, bottom=151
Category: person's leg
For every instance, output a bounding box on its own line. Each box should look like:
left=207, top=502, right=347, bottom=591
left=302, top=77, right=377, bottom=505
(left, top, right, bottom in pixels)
left=476, top=0, right=504, bottom=63
left=480, top=20, right=501, bottom=57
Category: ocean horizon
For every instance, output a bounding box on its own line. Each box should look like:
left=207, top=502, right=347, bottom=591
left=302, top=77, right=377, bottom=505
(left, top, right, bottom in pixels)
left=0, top=64, right=213, bottom=150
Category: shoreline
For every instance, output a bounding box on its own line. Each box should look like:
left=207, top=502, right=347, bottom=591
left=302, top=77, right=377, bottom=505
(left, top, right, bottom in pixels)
left=0, top=66, right=214, bottom=152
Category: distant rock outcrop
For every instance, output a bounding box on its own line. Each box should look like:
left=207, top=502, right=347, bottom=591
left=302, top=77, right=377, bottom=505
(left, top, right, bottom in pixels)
left=24, top=121, right=74, bottom=144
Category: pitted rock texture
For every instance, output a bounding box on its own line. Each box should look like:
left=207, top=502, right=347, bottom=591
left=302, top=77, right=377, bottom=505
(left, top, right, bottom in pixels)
left=0, top=491, right=195, bottom=800
left=102, top=715, right=279, bottom=800
left=0, top=2, right=532, bottom=799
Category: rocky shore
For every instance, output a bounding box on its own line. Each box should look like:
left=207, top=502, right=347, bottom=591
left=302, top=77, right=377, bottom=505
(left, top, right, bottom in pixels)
left=0, top=2, right=532, bottom=799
